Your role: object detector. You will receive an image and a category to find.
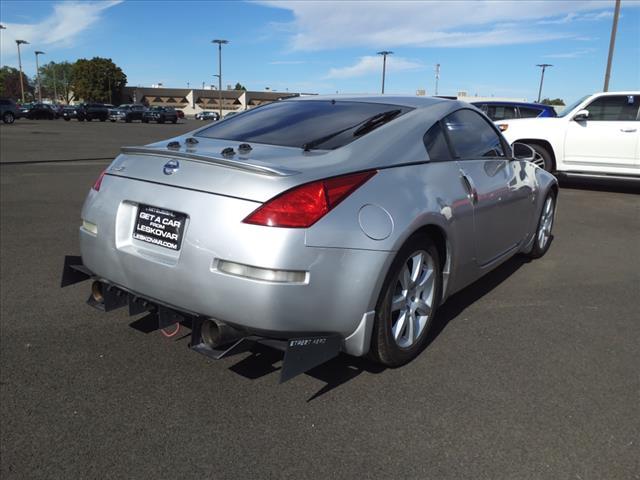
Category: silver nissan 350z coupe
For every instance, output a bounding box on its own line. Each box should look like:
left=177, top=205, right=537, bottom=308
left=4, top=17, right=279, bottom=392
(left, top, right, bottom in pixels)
left=63, top=96, right=557, bottom=381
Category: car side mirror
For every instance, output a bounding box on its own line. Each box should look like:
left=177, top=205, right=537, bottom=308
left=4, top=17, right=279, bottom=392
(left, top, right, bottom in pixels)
left=511, top=142, right=536, bottom=162
left=573, top=109, right=589, bottom=122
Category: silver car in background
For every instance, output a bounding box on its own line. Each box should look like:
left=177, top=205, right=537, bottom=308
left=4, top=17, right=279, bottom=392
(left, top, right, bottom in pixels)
left=65, top=96, right=557, bottom=379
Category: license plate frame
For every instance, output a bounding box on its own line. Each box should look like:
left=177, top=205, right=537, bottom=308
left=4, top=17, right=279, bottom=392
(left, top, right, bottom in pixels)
left=132, top=204, right=187, bottom=251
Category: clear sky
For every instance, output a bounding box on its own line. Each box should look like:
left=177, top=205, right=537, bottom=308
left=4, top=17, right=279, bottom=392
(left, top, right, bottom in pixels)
left=1, top=0, right=638, bottom=103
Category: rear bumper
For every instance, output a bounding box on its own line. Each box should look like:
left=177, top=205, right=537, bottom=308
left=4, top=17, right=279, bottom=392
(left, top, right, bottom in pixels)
left=79, top=175, right=393, bottom=354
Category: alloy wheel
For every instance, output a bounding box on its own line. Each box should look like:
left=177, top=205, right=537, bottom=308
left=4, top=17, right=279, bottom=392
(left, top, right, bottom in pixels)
left=390, top=250, right=435, bottom=348
left=537, top=196, right=555, bottom=250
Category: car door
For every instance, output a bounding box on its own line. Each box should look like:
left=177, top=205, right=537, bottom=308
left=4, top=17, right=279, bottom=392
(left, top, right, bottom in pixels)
left=564, top=94, right=639, bottom=167
left=443, top=109, right=533, bottom=266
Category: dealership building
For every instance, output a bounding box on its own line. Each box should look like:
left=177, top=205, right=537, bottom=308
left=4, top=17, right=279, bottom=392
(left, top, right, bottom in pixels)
left=120, top=87, right=310, bottom=116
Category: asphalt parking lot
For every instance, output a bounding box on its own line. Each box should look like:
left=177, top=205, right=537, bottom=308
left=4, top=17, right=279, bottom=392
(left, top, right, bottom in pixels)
left=1, top=120, right=639, bottom=479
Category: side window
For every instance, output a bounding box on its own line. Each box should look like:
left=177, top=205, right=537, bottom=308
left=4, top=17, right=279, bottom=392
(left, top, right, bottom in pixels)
left=519, top=107, right=543, bottom=118
left=423, top=122, right=452, bottom=161
left=443, top=109, right=505, bottom=159
left=488, top=105, right=517, bottom=121
left=586, top=95, right=639, bottom=121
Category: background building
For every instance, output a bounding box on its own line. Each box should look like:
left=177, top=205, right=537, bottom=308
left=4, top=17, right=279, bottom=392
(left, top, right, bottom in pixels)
left=121, top=87, right=310, bottom=116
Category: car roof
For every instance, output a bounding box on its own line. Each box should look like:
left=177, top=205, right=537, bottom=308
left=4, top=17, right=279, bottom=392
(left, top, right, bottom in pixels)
left=290, top=94, right=453, bottom=110
left=470, top=100, right=554, bottom=109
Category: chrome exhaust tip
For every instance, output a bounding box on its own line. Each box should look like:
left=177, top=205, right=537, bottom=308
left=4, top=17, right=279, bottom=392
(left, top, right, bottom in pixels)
left=91, top=281, right=104, bottom=303
left=200, top=319, right=244, bottom=348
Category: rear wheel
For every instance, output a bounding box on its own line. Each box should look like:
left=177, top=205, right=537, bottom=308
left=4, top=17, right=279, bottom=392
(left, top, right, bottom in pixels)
left=369, top=234, right=441, bottom=367
left=171, top=118, right=177, bottom=124
left=529, top=143, right=554, bottom=172
left=526, top=192, right=556, bottom=259
left=2, top=112, right=15, bottom=124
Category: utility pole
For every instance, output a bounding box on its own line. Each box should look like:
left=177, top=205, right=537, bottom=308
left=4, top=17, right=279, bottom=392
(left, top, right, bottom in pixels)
left=212, top=39, right=229, bottom=118
left=35, top=51, right=45, bottom=102
left=377, top=51, right=393, bottom=94
left=15, top=40, right=29, bottom=103
left=604, top=0, right=621, bottom=92
left=536, top=64, right=553, bottom=103
left=435, top=63, right=441, bottom=96
left=52, top=64, right=58, bottom=103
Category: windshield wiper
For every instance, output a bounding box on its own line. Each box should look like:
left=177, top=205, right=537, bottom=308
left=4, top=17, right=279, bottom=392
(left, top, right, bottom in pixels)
left=302, top=109, right=402, bottom=151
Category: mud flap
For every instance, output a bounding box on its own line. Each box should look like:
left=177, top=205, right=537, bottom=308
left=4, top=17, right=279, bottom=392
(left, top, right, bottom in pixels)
left=61, top=255, right=92, bottom=287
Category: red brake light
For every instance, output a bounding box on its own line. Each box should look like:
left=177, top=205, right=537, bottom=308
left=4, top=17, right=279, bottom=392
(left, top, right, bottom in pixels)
left=243, top=170, right=377, bottom=228
left=92, top=170, right=106, bottom=191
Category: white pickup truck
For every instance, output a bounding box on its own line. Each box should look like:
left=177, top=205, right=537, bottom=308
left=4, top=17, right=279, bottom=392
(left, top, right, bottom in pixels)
left=497, top=92, right=639, bottom=180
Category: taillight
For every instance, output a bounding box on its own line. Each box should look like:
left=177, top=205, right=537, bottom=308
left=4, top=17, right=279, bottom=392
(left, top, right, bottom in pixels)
left=92, top=170, right=106, bottom=191
left=243, top=170, right=377, bottom=228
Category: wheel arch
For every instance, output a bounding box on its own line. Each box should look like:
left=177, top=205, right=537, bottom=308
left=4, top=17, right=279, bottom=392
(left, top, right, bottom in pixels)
left=401, top=223, right=452, bottom=303
left=515, top=138, right=557, bottom=171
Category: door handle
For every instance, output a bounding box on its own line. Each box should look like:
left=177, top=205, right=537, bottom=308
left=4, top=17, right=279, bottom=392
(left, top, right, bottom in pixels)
left=460, top=170, right=479, bottom=205
left=620, top=128, right=637, bottom=133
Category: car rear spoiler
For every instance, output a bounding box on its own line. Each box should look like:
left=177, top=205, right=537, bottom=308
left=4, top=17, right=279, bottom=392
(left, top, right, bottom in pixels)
left=120, top=146, right=299, bottom=177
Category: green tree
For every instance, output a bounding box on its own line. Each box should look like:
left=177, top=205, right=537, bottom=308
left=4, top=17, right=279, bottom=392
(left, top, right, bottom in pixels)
left=540, top=98, right=565, bottom=106
left=234, top=82, right=247, bottom=91
left=0, top=66, right=34, bottom=101
left=38, top=61, right=76, bottom=104
left=71, top=57, right=127, bottom=104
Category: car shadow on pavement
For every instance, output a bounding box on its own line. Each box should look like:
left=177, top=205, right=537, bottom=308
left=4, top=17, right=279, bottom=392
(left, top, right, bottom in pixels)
left=559, top=177, right=639, bottom=194
left=127, top=255, right=529, bottom=400
left=224, top=254, right=529, bottom=401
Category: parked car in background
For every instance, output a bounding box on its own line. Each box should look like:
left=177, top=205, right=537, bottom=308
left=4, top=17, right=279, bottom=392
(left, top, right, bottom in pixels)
left=175, top=109, right=185, bottom=119
left=62, top=106, right=80, bottom=121
left=142, top=106, right=178, bottom=124
left=24, top=103, right=56, bottom=120
left=498, top=91, right=639, bottom=177
left=65, top=96, right=558, bottom=381
left=195, top=111, right=219, bottom=121
left=472, top=101, right=557, bottom=121
left=0, top=98, right=19, bottom=124
left=76, top=103, right=109, bottom=122
left=109, top=104, right=146, bottom=122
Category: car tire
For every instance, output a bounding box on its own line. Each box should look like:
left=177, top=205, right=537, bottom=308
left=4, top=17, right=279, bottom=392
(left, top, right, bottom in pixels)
left=100, top=117, right=106, bottom=122
left=86, top=117, right=92, bottom=122
left=143, top=118, right=148, bottom=123
left=2, top=112, right=15, bottom=124
left=125, top=117, right=131, bottom=123
left=64, top=117, right=70, bottom=121
left=159, top=117, right=165, bottom=124
left=525, top=192, right=556, bottom=259
left=171, top=118, right=177, bottom=124
left=529, top=143, right=554, bottom=172
left=369, top=234, right=442, bottom=367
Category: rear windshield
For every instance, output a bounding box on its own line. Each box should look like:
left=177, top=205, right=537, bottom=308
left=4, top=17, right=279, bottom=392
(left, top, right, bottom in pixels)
left=195, top=100, right=413, bottom=149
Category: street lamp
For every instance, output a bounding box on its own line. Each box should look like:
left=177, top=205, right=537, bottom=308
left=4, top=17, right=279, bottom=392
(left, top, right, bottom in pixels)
left=377, top=51, right=393, bottom=94
left=212, top=39, right=229, bottom=118
left=35, top=50, right=45, bottom=102
left=536, top=64, right=552, bottom=103
left=15, top=40, right=29, bottom=103
left=604, top=0, right=621, bottom=92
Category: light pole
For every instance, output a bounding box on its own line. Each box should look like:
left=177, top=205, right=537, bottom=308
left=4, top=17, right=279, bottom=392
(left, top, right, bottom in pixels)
left=604, top=0, right=621, bottom=92
left=212, top=39, right=228, bottom=118
left=52, top=63, right=58, bottom=103
left=35, top=50, right=45, bottom=102
left=15, top=40, right=29, bottom=103
left=377, top=51, right=393, bottom=94
left=435, top=63, right=441, bottom=96
left=536, top=64, right=552, bottom=103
